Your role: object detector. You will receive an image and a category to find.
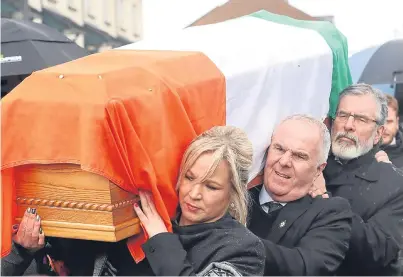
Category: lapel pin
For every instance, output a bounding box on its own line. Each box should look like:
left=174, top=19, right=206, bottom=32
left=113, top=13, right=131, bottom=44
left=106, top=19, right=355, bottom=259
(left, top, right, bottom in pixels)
left=279, top=220, right=286, bottom=228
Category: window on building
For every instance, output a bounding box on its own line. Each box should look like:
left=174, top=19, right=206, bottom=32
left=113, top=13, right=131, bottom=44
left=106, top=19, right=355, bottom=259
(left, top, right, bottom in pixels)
left=132, top=4, right=138, bottom=37
left=117, top=0, right=126, bottom=32
left=48, top=0, right=58, bottom=4
left=103, top=1, right=111, bottom=26
left=68, top=0, right=77, bottom=11
left=85, top=0, right=95, bottom=19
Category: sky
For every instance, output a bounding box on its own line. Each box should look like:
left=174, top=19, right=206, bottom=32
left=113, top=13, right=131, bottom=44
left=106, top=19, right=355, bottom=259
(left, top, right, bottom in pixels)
left=141, top=0, right=228, bottom=39
left=142, top=0, right=403, bottom=55
left=288, top=0, right=403, bottom=54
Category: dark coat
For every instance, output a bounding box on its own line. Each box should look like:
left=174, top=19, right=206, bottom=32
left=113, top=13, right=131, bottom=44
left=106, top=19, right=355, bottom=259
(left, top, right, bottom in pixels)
left=2, top=214, right=265, bottom=276
left=381, top=129, right=403, bottom=170
left=141, top=213, right=265, bottom=276
left=324, top=149, right=403, bottom=276
left=1, top=242, right=39, bottom=276
left=248, top=185, right=353, bottom=276
left=1, top=238, right=112, bottom=276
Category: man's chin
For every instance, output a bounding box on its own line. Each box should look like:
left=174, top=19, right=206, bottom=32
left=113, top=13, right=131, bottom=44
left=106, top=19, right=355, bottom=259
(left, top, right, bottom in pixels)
left=382, top=136, right=393, bottom=145
left=335, top=139, right=356, bottom=148
left=332, top=145, right=360, bottom=160
left=268, top=184, right=289, bottom=197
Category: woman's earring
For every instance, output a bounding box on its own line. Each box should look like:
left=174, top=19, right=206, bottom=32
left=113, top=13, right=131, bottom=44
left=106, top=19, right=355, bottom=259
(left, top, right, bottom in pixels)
left=230, top=203, right=235, bottom=209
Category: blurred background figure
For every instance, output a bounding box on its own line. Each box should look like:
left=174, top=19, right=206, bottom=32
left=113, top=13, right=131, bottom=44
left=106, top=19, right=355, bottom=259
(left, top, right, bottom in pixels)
left=381, top=94, right=403, bottom=169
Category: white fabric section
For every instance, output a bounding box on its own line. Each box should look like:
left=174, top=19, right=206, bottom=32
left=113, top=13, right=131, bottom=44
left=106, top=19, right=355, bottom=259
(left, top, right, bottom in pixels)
left=118, top=16, right=333, bottom=181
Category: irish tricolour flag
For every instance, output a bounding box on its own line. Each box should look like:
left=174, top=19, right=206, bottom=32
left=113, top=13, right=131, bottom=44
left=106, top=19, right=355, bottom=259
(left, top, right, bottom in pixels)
left=119, top=10, right=352, bottom=180
left=1, top=11, right=351, bottom=260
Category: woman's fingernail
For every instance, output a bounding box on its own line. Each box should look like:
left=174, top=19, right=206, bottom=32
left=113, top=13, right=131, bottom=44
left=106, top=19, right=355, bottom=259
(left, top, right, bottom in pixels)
left=31, top=208, right=37, bottom=214
left=12, top=224, right=19, bottom=230
left=133, top=203, right=138, bottom=207
left=12, top=226, right=18, bottom=234
left=36, top=215, right=40, bottom=221
left=27, top=207, right=31, bottom=213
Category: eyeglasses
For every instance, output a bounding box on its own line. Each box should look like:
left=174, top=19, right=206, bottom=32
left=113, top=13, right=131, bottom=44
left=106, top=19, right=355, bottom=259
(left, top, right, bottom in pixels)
left=335, top=111, right=379, bottom=126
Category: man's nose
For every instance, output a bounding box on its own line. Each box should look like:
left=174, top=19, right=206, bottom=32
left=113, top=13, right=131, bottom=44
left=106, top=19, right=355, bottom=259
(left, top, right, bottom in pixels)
left=279, top=151, right=292, bottom=167
left=344, top=115, right=356, bottom=132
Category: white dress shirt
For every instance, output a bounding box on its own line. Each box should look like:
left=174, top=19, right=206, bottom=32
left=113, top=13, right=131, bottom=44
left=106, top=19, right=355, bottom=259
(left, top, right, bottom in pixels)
left=259, top=186, right=286, bottom=213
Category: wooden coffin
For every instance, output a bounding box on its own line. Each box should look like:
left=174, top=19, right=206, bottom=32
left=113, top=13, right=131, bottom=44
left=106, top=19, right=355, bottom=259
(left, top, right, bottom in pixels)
left=15, top=164, right=141, bottom=242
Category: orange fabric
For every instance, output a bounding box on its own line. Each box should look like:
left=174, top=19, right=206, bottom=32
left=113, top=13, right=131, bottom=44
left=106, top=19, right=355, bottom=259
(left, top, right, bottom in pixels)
left=1, top=50, right=226, bottom=261
left=1, top=168, right=15, bottom=257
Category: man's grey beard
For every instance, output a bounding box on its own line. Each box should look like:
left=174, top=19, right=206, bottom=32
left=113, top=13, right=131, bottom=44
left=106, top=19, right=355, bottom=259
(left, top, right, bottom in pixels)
left=331, top=131, right=376, bottom=160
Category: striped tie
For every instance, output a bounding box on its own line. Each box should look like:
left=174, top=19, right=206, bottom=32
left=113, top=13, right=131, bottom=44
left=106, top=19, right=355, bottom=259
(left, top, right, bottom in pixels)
left=262, top=201, right=283, bottom=214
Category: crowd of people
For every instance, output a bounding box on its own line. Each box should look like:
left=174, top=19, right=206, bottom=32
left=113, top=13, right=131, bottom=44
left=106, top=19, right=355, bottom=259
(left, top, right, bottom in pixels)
left=2, top=83, right=403, bottom=276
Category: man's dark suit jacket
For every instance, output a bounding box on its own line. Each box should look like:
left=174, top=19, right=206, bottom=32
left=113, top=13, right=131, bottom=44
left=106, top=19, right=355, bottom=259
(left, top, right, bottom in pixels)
left=325, top=150, right=403, bottom=275
left=248, top=185, right=353, bottom=276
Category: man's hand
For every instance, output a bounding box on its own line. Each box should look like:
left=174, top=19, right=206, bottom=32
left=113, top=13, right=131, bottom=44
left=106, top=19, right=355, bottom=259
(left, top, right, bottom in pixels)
left=310, top=172, right=329, bottom=198
left=375, top=150, right=392, bottom=164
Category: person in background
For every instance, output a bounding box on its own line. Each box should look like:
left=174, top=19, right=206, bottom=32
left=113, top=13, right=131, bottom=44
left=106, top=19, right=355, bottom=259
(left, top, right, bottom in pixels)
left=379, top=94, right=403, bottom=170
left=324, top=84, right=403, bottom=276
left=248, top=114, right=353, bottom=276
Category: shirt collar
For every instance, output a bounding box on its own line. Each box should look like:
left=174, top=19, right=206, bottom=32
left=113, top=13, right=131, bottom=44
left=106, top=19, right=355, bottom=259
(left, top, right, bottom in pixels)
left=259, top=185, right=286, bottom=206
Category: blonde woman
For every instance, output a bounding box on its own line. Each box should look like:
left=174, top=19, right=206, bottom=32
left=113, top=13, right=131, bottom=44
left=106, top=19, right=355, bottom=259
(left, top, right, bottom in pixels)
left=1, top=126, right=264, bottom=276
left=134, top=126, right=265, bottom=276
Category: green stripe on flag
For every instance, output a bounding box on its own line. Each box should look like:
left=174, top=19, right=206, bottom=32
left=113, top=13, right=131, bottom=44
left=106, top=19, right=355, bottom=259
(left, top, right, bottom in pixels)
left=250, top=10, right=352, bottom=118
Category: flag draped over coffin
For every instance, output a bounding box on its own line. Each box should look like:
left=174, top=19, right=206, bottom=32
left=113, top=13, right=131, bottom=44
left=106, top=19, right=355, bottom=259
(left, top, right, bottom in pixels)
left=1, top=11, right=351, bottom=261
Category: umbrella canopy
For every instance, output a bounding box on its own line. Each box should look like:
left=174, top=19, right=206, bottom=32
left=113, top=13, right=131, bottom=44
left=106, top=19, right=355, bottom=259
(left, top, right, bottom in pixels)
left=1, top=18, right=88, bottom=77
left=349, top=45, right=394, bottom=95
left=357, top=39, right=403, bottom=85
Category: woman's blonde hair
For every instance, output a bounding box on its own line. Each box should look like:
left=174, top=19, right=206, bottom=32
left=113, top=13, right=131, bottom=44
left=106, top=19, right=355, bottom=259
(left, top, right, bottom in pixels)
left=176, top=126, right=253, bottom=225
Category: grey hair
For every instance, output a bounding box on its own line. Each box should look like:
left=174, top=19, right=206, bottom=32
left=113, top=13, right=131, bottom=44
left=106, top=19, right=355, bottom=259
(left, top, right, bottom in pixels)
left=280, top=114, right=331, bottom=164
left=338, top=83, right=388, bottom=125
left=176, top=126, right=253, bottom=225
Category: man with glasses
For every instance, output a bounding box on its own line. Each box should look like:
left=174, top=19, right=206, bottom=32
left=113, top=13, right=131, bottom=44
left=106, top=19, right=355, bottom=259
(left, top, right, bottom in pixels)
left=323, top=84, right=403, bottom=275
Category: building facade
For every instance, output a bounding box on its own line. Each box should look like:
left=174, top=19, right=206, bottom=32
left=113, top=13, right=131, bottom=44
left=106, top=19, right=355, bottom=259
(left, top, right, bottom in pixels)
left=2, top=0, right=143, bottom=53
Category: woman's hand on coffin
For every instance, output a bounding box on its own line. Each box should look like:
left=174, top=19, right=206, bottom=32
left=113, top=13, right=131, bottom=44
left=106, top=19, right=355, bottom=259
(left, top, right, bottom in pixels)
left=13, top=208, right=45, bottom=252
left=133, top=190, right=168, bottom=238
left=375, top=150, right=392, bottom=164
left=310, top=172, right=329, bottom=199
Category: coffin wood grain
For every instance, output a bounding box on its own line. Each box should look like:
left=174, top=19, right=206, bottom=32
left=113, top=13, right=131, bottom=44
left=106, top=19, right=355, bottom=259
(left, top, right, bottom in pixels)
left=15, top=164, right=141, bottom=242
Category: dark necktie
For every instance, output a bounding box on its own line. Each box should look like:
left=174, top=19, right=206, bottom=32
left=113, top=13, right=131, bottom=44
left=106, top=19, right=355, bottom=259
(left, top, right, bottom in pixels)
left=262, top=201, right=283, bottom=214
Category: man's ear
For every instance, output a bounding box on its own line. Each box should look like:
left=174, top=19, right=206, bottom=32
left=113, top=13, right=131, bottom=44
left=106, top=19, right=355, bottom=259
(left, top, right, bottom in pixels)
left=316, top=162, right=327, bottom=177
left=323, top=117, right=332, bottom=130
left=374, top=125, right=385, bottom=145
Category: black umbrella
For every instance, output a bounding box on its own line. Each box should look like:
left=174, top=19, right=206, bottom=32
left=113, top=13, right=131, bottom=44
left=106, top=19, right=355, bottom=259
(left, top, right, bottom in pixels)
left=1, top=18, right=88, bottom=77
left=358, top=39, right=403, bottom=85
